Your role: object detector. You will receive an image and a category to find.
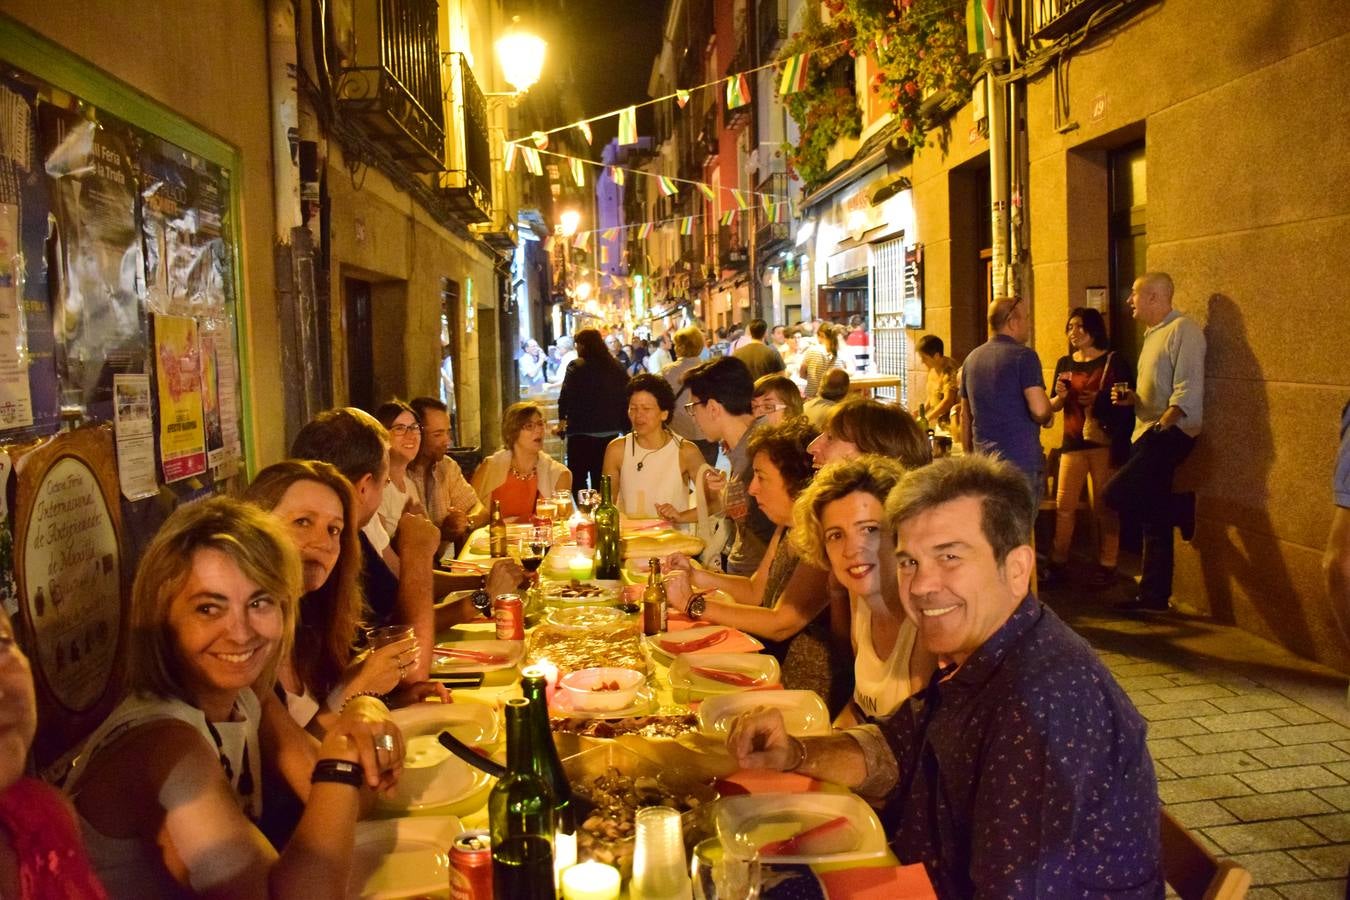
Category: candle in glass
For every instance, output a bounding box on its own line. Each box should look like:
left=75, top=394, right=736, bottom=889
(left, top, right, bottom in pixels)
left=561, top=861, right=621, bottom=900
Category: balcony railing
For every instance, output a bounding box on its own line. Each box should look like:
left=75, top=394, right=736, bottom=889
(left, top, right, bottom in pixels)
left=1030, top=0, right=1114, bottom=39
left=698, top=104, right=720, bottom=164
left=754, top=171, right=790, bottom=253
left=334, top=0, right=445, bottom=172
left=756, top=0, right=786, bottom=61
left=717, top=223, right=748, bottom=272
left=439, top=52, right=491, bottom=225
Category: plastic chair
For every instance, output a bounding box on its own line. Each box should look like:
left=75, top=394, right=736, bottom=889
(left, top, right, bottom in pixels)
left=1160, top=809, right=1250, bottom=900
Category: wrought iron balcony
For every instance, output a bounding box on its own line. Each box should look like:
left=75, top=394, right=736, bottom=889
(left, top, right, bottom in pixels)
left=717, top=223, right=749, bottom=272
left=439, top=52, right=491, bottom=225
left=1030, top=0, right=1115, bottom=40
left=334, top=0, right=445, bottom=172
left=698, top=104, right=720, bottom=164
left=757, top=0, right=786, bottom=61
left=754, top=171, right=790, bottom=254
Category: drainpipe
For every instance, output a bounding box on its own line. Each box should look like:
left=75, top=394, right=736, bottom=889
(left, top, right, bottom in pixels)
left=984, top=6, right=1011, bottom=300
left=269, top=0, right=301, bottom=239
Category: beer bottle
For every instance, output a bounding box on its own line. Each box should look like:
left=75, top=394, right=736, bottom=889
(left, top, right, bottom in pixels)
left=489, top=499, right=508, bottom=558
left=642, top=558, right=668, bottom=636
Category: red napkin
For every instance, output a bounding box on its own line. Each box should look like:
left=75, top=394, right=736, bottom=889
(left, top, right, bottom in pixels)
left=715, top=768, right=820, bottom=795
left=818, top=864, right=936, bottom=899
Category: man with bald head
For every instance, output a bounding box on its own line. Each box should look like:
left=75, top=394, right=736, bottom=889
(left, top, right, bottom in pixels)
left=959, top=297, right=1053, bottom=500
left=1104, top=272, right=1206, bottom=611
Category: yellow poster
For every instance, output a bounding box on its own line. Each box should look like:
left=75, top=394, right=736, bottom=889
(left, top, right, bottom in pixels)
left=154, top=314, right=207, bottom=482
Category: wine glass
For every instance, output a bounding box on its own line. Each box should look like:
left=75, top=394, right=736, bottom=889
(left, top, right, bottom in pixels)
left=690, top=837, right=760, bottom=900
left=552, top=489, right=575, bottom=521
left=576, top=488, right=600, bottom=518
left=519, top=527, right=552, bottom=577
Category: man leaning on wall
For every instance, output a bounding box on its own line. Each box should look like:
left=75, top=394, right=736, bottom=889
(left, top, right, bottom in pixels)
left=1325, top=397, right=1350, bottom=706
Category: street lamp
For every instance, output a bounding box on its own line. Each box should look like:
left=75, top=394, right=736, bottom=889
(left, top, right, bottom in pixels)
left=496, top=16, right=546, bottom=95
left=559, top=209, right=581, bottom=237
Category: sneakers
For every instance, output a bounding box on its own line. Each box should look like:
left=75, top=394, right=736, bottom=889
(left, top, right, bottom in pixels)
left=1175, top=491, right=1197, bottom=542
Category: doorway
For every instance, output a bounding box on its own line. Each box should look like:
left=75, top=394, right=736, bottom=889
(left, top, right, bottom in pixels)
left=1108, top=140, right=1147, bottom=361
left=343, top=277, right=374, bottom=411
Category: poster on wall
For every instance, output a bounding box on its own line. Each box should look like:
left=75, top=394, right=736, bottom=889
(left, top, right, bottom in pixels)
left=153, top=314, right=206, bottom=482
left=199, top=317, right=240, bottom=475
left=41, top=107, right=148, bottom=421
left=0, top=203, right=34, bottom=429
left=112, top=373, right=156, bottom=501
left=140, top=139, right=231, bottom=319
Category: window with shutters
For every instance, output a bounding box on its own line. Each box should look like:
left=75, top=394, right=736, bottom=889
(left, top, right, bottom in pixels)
left=871, top=235, right=911, bottom=405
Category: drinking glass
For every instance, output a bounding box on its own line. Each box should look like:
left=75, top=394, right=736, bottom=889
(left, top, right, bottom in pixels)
left=552, top=490, right=575, bottom=520
left=365, top=624, right=415, bottom=650
left=691, top=837, right=760, bottom=900
left=576, top=488, right=600, bottom=518
left=535, top=499, right=558, bottom=525
left=519, top=527, right=552, bottom=576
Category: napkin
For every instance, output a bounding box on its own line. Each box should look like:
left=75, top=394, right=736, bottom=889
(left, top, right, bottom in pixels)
left=716, top=769, right=820, bottom=795
left=817, top=864, right=936, bottom=899
left=659, top=628, right=761, bottom=655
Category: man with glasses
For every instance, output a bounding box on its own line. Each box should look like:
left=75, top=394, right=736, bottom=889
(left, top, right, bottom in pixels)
left=682, top=357, right=775, bottom=575
left=410, top=396, right=485, bottom=552
left=959, top=297, right=1053, bottom=502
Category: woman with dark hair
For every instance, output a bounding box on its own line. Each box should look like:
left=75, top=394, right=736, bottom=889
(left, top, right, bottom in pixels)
left=808, top=396, right=931, bottom=471
left=798, top=322, right=847, bottom=399
left=752, top=373, right=804, bottom=426
left=373, top=399, right=426, bottom=539
left=1047, top=306, right=1134, bottom=587
left=557, top=328, right=631, bottom=492
left=473, top=401, right=572, bottom=520
left=244, top=460, right=424, bottom=731
left=602, top=373, right=707, bottom=521
left=662, top=419, right=842, bottom=705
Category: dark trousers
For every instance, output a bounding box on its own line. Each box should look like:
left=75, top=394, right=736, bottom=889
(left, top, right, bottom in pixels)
left=1103, top=426, right=1196, bottom=602
left=566, top=433, right=617, bottom=492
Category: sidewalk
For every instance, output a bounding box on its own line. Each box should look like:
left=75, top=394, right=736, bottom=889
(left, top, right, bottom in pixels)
left=1044, top=582, right=1350, bottom=898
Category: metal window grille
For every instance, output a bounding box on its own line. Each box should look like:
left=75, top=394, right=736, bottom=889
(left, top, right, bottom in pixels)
left=871, top=235, right=909, bottom=405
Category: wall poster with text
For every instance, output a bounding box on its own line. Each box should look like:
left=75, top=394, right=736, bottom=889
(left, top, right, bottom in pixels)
left=153, top=314, right=206, bottom=482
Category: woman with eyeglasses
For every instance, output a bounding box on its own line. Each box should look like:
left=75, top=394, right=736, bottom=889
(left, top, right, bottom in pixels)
left=603, top=373, right=708, bottom=522
left=752, top=374, right=804, bottom=426
left=374, top=400, right=427, bottom=538
left=472, top=401, right=573, bottom=520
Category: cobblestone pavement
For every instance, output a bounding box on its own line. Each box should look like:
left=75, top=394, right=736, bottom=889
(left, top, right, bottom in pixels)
left=1044, top=584, right=1350, bottom=898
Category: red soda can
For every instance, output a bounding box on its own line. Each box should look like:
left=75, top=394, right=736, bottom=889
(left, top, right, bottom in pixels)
left=574, top=520, right=597, bottom=549
left=531, top=514, right=553, bottom=530
left=493, top=593, right=524, bottom=640
left=449, top=830, right=493, bottom=900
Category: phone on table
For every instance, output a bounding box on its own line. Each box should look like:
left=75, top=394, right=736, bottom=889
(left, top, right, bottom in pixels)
left=428, top=671, right=486, bottom=688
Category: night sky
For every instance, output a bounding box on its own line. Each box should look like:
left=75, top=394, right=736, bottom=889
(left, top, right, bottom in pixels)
left=556, top=0, right=667, bottom=155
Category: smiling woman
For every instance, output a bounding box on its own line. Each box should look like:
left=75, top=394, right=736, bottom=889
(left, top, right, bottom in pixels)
left=64, top=497, right=406, bottom=900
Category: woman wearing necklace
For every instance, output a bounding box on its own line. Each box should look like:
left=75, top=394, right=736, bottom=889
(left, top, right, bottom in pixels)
left=472, top=401, right=572, bottom=520
left=603, top=373, right=707, bottom=521
left=66, top=497, right=404, bottom=899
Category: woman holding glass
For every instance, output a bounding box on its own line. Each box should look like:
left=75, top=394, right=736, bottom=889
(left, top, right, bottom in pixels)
left=603, top=373, right=707, bottom=522
left=66, top=497, right=404, bottom=899
left=472, top=401, right=572, bottom=520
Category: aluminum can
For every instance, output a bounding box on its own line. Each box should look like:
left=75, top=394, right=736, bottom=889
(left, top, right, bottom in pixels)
left=574, top=520, right=597, bottom=549
left=448, top=830, right=492, bottom=900
left=493, top=593, right=524, bottom=640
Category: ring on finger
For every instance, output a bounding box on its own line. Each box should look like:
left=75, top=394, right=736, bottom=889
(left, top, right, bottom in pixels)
left=375, top=733, right=395, bottom=753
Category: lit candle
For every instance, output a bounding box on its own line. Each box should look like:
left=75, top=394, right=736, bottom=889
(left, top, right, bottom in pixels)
left=553, top=830, right=578, bottom=888
left=561, top=861, right=621, bottom=900
left=568, top=552, right=593, bottom=580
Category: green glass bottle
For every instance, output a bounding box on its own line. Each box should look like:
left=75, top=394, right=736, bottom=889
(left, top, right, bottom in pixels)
left=489, top=698, right=555, bottom=900
left=519, top=667, right=575, bottom=834
left=593, top=475, right=621, bottom=580
left=916, top=402, right=930, bottom=436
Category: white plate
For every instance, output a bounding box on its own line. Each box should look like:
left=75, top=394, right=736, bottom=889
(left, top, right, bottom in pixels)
left=645, top=625, right=765, bottom=659
left=541, top=579, right=622, bottom=603
left=668, top=652, right=781, bottom=696
left=696, top=690, right=830, bottom=738
left=375, top=737, right=494, bottom=813
left=715, top=793, right=888, bottom=865
left=390, top=698, right=499, bottom=746
left=431, top=638, right=524, bottom=673
left=544, top=605, right=628, bottom=631
left=550, top=684, right=656, bottom=719
left=349, top=815, right=462, bottom=898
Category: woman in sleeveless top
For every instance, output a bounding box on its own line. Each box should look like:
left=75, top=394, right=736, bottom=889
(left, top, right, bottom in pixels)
left=66, top=498, right=404, bottom=900
left=472, top=401, right=572, bottom=520
left=374, top=400, right=428, bottom=537
left=603, top=373, right=707, bottom=521
left=793, top=457, right=937, bottom=727
left=661, top=420, right=837, bottom=698
left=244, top=461, right=442, bottom=733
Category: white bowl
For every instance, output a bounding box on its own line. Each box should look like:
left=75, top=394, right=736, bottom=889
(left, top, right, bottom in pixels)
left=558, top=667, right=645, bottom=712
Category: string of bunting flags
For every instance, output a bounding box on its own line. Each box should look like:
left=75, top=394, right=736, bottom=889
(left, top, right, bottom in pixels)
left=509, top=144, right=787, bottom=204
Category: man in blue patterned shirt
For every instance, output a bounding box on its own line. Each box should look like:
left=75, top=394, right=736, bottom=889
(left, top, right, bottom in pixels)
left=729, top=453, right=1162, bottom=897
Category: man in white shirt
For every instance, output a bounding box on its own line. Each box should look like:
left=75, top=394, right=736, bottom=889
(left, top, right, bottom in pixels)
left=1103, top=272, right=1206, bottom=612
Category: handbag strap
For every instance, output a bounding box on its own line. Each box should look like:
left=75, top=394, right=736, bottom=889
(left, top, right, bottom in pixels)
left=693, top=462, right=714, bottom=535
left=1095, top=351, right=1115, bottom=390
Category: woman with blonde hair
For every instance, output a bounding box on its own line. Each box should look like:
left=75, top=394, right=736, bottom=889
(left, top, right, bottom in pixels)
left=67, top=497, right=402, bottom=899
left=807, top=396, right=931, bottom=471
left=752, top=373, right=804, bottom=426
left=473, top=401, right=572, bottom=519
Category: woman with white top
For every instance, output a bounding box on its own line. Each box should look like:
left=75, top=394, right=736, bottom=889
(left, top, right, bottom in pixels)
left=798, top=323, right=848, bottom=399
left=66, top=497, right=404, bottom=899
left=602, top=373, right=707, bottom=521
left=374, top=400, right=426, bottom=538
left=792, top=456, right=937, bottom=726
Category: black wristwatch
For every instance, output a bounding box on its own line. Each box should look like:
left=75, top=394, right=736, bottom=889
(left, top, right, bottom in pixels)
left=470, top=587, right=492, bottom=615
left=687, top=595, right=707, bottom=619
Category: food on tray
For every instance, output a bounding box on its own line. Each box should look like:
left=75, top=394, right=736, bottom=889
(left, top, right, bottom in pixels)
left=688, top=666, right=761, bottom=687
left=546, top=579, right=611, bottom=600
left=572, top=768, right=709, bottom=873
left=621, top=531, right=704, bottom=559
left=658, top=629, right=728, bottom=654
left=550, top=714, right=698, bottom=740
left=527, top=623, right=647, bottom=675
left=755, top=815, right=858, bottom=857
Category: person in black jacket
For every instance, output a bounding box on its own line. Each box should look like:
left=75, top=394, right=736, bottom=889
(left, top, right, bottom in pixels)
left=557, top=328, right=630, bottom=492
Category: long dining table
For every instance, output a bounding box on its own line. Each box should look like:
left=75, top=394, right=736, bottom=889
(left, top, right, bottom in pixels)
left=352, top=519, right=936, bottom=899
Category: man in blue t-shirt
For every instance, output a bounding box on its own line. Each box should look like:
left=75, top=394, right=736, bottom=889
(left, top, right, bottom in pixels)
left=959, top=297, right=1053, bottom=500
left=1326, top=399, right=1350, bottom=704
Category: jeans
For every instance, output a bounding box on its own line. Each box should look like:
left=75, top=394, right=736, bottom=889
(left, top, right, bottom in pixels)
left=1103, top=426, right=1196, bottom=602
left=566, top=433, right=618, bottom=493
left=1053, top=447, right=1119, bottom=568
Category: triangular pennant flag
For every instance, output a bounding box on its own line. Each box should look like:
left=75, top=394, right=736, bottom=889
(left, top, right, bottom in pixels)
left=657, top=175, right=678, bottom=197
left=726, top=73, right=749, bottom=109
left=779, top=52, right=810, bottom=95
left=617, top=106, right=638, bottom=144
left=676, top=89, right=691, bottom=108
left=503, top=141, right=518, bottom=172
left=611, top=166, right=625, bottom=186
left=732, top=189, right=749, bottom=210
left=679, top=217, right=693, bottom=236
left=600, top=245, right=610, bottom=265
left=531, top=131, right=549, bottom=149
left=773, top=201, right=787, bottom=223
left=522, top=147, right=543, bottom=176
left=760, top=194, right=774, bottom=214
left=572, top=232, right=589, bottom=249
left=601, top=228, right=618, bottom=241
left=719, top=209, right=736, bottom=227
left=577, top=121, right=593, bottom=144
left=637, top=222, right=654, bottom=239
left=697, top=182, right=716, bottom=201
left=570, top=158, right=586, bottom=187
